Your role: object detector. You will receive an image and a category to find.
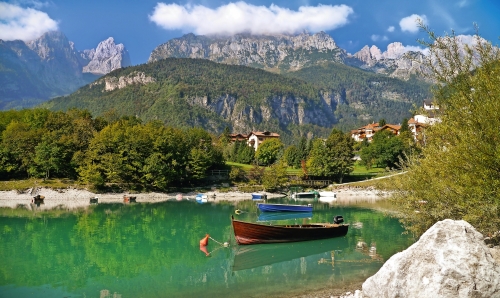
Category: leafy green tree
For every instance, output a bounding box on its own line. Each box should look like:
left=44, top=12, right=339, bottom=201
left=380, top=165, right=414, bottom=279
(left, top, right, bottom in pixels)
left=306, top=138, right=329, bottom=176
left=283, top=145, right=300, bottom=168
left=360, top=130, right=405, bottom=169
left=306, top=129, right=355, bottom=182
left=255, top=138, right=284, bottom=166
left=246, top=164, right=265, bottom=185
left=325, top=129, right=355, bottom=183
left=229, top=167, right=247, bottom=182
left=297, top=137, right=309, bottom=166
left=33, top=136, right=65, bottom=179
left=237, top=143, right=254, bottom=164
left=378, top=119, right=386, bottom=126
left=262, top=161, right=289, bottom=191
left=391, top=25, right=500, bottom=236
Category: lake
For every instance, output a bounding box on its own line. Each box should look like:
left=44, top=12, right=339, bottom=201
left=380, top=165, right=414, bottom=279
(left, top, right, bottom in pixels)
left=0, top=196, right=414, bottom=297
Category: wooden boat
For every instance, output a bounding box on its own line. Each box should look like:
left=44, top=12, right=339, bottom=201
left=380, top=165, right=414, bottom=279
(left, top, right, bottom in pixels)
left=257, top=203, right=312, bottom=212
left=291, top=191, right=319, bottom=199
left=123, top=195, right=136, bottom=203
left=251, top=193, right=267, bottom=200
left=258, top=211, right=313, bottom=222
left=231, top=215, right=348, bottom=245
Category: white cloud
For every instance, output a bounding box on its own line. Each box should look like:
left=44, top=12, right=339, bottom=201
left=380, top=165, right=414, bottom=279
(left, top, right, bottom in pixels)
left=399, top=14, right=427, bottom=33
left=387, top=26, right=395, bottom=32
left=401, top=45, right=429, bottom=56
left=149, top=2, right=354, bottom=35
left=371, top=34, right=388, bottom=42
left=0, top=2, right=58, bottom=41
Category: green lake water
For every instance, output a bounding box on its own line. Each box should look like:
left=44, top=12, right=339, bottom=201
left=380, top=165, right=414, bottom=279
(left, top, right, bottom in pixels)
left=0, top=197, right=415, bottom=298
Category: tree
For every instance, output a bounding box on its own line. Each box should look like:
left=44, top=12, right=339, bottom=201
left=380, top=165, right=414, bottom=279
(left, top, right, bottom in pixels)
left=391, top=24, right=500, bottom=236
left=262, top=161, right=289, bottom=191
left=255, top=138, right=284, bottom=166
left=360, top=130, right=405, bottom=169
left=306, top=129, right=355, bottom=182
left=283, top=145, right=300, bottom=168
left=378, top=119, right=386, bottom=126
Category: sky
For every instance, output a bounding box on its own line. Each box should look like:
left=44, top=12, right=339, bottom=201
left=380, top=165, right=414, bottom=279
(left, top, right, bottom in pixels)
left=1, top=0, right=499, bottom=65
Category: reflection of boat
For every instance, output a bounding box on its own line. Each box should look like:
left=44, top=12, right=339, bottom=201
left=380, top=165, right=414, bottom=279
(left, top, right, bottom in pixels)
left=232, top=238, right=345, bottom=271
left=291, top=191, right=319, bottom=199
left=231, top=215, right=349, bottom=245
left=196, top=194, right=208, bottom=203
left=318, top=191, right=337, bottom=198
left=257, top=203, right=312, bottom=212
left=32, top=194, right=45, bottom=201
left=123, top=195, right=136, bottom=203
left=252, top=193, right=267, bottom=200
left=319, top=197, right=337, bottom=203
left=258, top=212, right=312, bottom=222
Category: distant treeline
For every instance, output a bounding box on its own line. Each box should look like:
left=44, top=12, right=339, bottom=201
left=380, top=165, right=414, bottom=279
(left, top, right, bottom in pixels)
left=0, top=108, right=224, bottom=190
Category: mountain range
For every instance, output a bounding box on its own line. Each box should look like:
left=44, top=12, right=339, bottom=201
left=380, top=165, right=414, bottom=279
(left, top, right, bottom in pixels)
left=2, top=30, right=432, bottom=140
left=0, top=31, right=130, bottom=109
left=149, top=32, right=427, bottom=80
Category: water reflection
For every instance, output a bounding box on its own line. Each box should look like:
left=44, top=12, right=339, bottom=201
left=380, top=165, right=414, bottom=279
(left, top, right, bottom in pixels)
left=0, top=196, right=414, bottom=297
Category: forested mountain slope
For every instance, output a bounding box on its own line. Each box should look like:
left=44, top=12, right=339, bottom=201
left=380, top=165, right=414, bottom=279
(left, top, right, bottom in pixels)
left=42, top=58, right=430, bottom=142
left=285, top=62, right=431, bottom=130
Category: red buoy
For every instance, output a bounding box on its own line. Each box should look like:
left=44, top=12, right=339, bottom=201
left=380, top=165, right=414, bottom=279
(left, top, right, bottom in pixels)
left=200, top=234, right=209, bottom=246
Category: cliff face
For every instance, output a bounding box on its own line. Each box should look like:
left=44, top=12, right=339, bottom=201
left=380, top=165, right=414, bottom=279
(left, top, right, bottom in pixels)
left=81, top=37, right=131, bottom=75
left=149, top=32, right=429, bottom=81
left=0, top=31, right=130, bottom=109
left=345, top=42, right=428, bottom=80
left=149, top=32, right=346, bottom=71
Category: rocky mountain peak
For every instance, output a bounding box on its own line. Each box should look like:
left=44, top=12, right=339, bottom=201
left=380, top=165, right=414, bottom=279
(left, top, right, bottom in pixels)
left=81, top=37, right=131, bottom=75
left=26, top=31, right=76, bottom=61
left=148, top=31, right=345, bottom=71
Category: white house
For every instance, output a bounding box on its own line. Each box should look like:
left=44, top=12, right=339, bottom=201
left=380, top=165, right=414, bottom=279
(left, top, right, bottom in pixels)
left=247, top=131, right=280, bottom=151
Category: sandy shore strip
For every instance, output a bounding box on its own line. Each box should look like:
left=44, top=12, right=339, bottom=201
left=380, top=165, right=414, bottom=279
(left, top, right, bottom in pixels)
left=0, top=186, right=388, bottom=210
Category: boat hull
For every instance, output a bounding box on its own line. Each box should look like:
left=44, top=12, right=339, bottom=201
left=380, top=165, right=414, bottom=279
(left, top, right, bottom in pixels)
left=257, top=203, right=312, bottom=212
left=231, top=216, right=349, bottom=245
left=252, top=193, right=267, bottom=200
left=291, top=191, right=319, bottom=199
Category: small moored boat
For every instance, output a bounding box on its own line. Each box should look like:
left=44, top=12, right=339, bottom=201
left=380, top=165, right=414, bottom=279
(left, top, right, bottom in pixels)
left=291, top=191, right=319, bottom=199
left=196, top=193, right=208, bottom=203
left=251, top=193, right=267, bottom=200
left=257, top=203, right=312, bottom=212
left=231, top=215, right=348, bottom=245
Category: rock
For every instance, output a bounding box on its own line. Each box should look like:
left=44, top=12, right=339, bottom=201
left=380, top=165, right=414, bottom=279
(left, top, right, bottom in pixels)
left=148, top=31, right=346, bottom=71
left=82, top=37, right=131, bottom=75
left=362, top=219, right=500, bottom=298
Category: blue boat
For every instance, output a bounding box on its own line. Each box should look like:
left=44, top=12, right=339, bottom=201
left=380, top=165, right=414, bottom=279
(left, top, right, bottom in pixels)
left=257, top=203, right=312, bottom=212
left=258, top=211, right=313, bottom=222
left=252, top=193, right=267, bottom=200
left=195, top=193, right=208, bottom=204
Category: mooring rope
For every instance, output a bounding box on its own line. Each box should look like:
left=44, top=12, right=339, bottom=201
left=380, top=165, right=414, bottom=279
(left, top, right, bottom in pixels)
left=209, top=236, right=229, bottom=247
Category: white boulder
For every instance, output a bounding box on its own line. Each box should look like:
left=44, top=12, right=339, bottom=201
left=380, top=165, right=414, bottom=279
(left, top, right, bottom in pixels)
left=362, top=219, right=500, bottom=298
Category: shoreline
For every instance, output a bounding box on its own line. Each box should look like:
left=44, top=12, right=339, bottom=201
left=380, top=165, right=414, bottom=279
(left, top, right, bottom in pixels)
left=0, top=186, right=389, bottom=210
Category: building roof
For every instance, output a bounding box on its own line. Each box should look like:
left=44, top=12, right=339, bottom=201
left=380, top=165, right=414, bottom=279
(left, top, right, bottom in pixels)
left=249, top=131, right=280, bottom=137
